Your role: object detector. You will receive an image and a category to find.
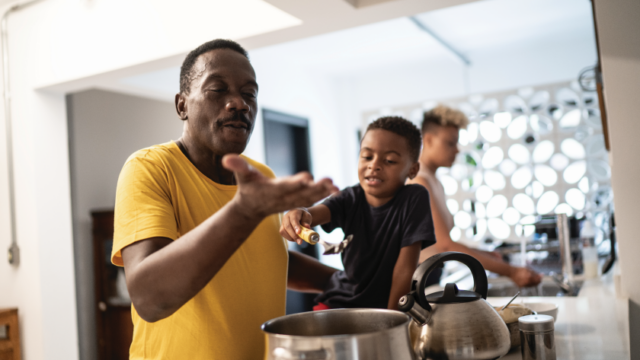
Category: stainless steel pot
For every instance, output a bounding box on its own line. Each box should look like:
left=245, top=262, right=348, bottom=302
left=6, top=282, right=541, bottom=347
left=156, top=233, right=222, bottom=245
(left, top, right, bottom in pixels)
left=261, top=308, right=416, bottom=360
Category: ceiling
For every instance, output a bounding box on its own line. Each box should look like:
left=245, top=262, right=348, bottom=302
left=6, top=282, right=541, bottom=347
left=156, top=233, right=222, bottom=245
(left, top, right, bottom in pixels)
left=82, top=0, right=596, bottom=101
left=258, top=0, right=593, bottom=72
left=41, top=0, right=471, bottom=95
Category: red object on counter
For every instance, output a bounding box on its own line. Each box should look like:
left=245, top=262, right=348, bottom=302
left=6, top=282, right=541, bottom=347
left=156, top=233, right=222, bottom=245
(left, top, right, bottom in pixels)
left=313, top=303, right=330, bottom=311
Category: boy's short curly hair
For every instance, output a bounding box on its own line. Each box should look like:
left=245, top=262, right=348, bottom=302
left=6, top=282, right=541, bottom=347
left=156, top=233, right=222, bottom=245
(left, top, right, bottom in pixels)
left=365, top=116, right=422, bottom=162
left=422, top=105, right=469, bottom=133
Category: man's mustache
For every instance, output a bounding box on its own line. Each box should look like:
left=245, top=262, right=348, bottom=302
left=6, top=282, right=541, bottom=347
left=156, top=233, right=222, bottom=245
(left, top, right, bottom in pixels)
left=217, top=112, right=253, bottom=131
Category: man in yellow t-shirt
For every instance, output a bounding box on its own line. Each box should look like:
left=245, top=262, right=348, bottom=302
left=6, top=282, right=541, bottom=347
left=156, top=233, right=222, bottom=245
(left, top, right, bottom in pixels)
left=112, top=39, right=339, bottom=360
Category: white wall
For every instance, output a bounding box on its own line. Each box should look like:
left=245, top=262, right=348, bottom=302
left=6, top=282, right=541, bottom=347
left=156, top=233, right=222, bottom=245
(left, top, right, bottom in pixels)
left=0, top=2, right=80, bottom=352
left=0, top=0, right=301, bottom=358
left=593, top=0, right=640, bottom=356
left=67, top=89, right=181, bottom=360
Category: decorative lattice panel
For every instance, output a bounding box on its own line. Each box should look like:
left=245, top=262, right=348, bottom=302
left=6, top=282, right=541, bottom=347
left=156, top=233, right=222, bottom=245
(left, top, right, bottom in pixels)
left=363, top=81, right=612, bottom=246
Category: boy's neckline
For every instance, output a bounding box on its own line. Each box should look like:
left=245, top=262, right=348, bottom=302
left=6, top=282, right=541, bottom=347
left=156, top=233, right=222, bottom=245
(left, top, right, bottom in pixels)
left=361, top=184, right=406, bottom=210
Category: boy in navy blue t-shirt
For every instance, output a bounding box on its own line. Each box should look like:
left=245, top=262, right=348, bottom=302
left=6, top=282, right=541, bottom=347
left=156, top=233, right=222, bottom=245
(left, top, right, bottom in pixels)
left=281, top=116, right=436, bottom=310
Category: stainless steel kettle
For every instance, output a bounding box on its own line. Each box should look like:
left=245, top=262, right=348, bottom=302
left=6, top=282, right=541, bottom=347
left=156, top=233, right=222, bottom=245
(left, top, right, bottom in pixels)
left=398, top=252, right=510, bottom=360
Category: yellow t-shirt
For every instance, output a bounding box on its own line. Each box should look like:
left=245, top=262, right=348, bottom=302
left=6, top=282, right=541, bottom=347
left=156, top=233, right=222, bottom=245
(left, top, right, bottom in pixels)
left=112, top=141, right=288, bottom=360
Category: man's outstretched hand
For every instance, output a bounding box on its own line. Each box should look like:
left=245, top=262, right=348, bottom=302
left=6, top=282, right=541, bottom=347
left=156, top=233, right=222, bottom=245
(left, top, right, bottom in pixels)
left=222, top=154, right=339, bottom=220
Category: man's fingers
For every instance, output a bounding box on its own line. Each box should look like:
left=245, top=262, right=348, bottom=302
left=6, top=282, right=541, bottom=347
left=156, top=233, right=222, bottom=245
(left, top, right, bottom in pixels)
left=221, top=154, right=249, bottom=172
left=222, top=154, right=262, bottom=184
left=260, top=179, right=336, bottom=213
left=273, top=172, right=337, bottom=193
left=272, top=172, right=314, bottom=193
left=289, top=171, right=314, bottom=183
left=282, top=181, right=337, bottom=208
left=283, top=178, right=338, bottom=201
left=316, top=178, right=340, bottom=195
left=232, top=169, right=337, bottom=219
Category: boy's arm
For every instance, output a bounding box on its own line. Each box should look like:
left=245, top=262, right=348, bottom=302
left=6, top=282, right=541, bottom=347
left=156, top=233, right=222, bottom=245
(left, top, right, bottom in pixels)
left=387, top=242, right=421, bottom=310
left=280, top=204, right=331, bottom=245
left=307, top=204, right=331, bottom=227
left=410, top=175, right=541, bottom=287
left=287, top=250, right=338, bottom=292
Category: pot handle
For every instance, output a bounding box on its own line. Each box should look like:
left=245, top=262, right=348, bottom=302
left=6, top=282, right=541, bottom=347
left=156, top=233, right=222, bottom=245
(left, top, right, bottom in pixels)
left=412, top=251, right=488, bottom=307
left=273, top=347, right=330, bottom=360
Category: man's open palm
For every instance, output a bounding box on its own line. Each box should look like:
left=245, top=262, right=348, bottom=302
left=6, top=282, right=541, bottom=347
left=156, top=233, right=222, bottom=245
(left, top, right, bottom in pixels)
left=222, top=154, right=339, bottom=219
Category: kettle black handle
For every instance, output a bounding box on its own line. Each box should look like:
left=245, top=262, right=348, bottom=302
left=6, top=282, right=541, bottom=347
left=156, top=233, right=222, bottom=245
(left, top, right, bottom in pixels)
left=411, top=252, right=488, bottom=308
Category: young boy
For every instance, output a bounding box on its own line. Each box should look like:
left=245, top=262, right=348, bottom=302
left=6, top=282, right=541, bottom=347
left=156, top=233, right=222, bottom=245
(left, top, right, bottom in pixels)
left=408, top=105, right=541, bottom=287
left=280, top=116, right=436, bottom=310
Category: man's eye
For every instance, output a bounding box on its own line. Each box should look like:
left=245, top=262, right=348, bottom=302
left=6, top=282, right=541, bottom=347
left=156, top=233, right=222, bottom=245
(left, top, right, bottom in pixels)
left=386, top=160, right=397, bottom=164
left=243, top=92, right=256, bottom=98
left=361, top=155, right=372, bottom=160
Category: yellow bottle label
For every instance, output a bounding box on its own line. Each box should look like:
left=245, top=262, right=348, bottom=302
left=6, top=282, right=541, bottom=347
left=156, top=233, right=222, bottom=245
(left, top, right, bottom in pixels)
left=298, top=227, right=319, bottom=245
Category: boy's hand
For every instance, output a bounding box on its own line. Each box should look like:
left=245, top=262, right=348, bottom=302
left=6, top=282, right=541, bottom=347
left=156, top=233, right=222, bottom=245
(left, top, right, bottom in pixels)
left=509, top=267, right=542, bottom=287
left=280, top=208, right=313, bottom=245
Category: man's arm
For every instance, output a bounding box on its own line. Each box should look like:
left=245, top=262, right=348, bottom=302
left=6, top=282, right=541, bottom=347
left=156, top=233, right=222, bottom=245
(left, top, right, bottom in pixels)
left=387, top=243, right=421, bottom=310
left=410, top=175, right=541, bottom=288
left=287, top=250, right=338, bottom=293
left=122, top=155, right=338, bottom=323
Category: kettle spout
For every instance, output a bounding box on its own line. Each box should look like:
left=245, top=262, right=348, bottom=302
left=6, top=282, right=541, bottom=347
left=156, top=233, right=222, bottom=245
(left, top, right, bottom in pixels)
left=398, top=293, right=431, bottom=326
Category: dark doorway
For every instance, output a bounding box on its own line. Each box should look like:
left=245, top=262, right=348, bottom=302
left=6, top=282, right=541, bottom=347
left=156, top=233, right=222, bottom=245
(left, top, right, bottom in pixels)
left=262, top=108, right=318, bottom=314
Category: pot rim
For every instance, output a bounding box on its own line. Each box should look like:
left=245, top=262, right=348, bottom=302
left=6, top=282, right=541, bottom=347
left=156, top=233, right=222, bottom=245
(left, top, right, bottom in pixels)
left=261, top=308, right=412, bottom=339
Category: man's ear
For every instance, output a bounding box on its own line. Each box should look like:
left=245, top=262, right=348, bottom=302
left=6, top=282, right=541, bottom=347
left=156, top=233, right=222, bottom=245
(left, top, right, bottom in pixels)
left=408, top=161, right=420, bottom=180
left=175, top=93, right=188, bottom=120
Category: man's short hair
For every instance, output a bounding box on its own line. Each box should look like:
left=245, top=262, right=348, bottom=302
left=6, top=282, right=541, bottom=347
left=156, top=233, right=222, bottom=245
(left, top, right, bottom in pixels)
left=366, top=116, right=422, bottom=162
left=179, top=39, right=249, bottom=94
left=422, top=105, right=469, bottom=134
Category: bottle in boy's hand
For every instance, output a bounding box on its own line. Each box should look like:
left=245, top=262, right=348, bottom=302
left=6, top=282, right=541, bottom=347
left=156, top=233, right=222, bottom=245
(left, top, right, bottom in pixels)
left=280, top=208, right=313, bottom=245
left=297, top=226, right=354, bottom=255
left=298, top=227, right=320, bottom=245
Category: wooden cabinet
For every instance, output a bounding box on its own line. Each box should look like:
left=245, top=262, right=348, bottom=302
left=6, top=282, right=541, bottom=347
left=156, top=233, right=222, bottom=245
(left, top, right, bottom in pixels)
left=0, top=308, right=20, bottom=360
left=92, top=210, right=133, bottom=360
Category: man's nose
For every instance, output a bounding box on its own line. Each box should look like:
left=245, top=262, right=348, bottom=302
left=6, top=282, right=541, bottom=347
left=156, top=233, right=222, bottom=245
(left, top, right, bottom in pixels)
left=225, top=93, right=250, bottom=113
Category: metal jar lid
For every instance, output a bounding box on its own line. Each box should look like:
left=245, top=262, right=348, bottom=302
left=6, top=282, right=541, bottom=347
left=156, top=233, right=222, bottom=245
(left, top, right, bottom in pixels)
left=518, top=314, right=554, bottom=332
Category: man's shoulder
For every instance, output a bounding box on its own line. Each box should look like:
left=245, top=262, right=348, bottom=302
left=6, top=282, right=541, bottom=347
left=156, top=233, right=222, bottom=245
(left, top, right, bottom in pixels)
left=125, top=142, right=178, bottom=167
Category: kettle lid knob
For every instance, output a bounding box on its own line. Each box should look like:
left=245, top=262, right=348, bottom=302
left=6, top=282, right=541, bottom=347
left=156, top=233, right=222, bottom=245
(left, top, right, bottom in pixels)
left=426, top=283, right=482, bottom=304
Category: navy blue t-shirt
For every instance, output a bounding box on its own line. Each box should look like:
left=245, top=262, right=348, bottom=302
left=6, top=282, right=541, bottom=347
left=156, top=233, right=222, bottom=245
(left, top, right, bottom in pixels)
left=316, top=184, right=436, bottom=309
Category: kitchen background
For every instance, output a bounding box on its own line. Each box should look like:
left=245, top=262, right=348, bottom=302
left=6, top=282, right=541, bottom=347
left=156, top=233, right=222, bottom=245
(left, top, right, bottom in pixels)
left=66, top=0, right=600, bottom=357
left=2, top=0, right=639, bottom=359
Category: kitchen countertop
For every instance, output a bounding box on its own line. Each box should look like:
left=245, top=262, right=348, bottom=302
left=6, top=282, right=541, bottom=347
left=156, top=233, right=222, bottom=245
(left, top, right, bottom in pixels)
left=488, top=272, right=630, bottom=360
